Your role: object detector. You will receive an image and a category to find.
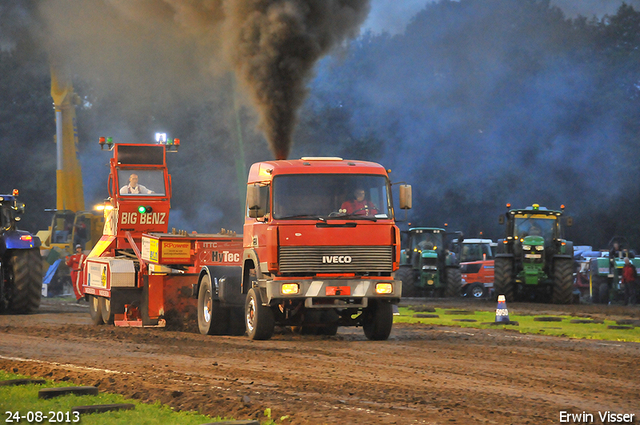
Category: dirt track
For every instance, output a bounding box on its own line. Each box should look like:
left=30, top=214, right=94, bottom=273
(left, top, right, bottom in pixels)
left=1, top=298, right=639, bottom=424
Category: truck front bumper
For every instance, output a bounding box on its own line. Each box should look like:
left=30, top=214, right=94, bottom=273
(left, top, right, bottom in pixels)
left=259, top=278, right=402, bottom=307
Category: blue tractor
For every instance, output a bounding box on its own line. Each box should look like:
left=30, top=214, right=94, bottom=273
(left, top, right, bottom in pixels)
left=0, top=191, right=43, bottom=313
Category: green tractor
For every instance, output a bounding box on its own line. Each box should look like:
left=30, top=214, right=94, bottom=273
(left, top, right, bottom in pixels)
left=494, top=204, right=574, bottom=304
left=589, top=237, right=640, bottom=304
left=396, top=227, right=462, bottom=298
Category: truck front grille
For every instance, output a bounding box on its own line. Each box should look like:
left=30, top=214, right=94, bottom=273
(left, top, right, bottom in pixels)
left=279, top=246, right=393, bottom=274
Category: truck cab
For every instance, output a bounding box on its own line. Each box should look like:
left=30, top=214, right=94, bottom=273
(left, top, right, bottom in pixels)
left=240, top=157, right=411, bottom=340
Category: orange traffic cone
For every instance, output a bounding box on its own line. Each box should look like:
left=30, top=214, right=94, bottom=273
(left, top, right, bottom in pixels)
left=495, top=294, right=510, bottom=323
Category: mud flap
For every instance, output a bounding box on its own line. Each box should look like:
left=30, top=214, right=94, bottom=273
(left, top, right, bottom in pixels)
left=204, top=266, right=245, bottom=306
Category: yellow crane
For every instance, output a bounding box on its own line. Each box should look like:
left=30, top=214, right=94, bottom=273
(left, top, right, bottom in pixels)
left=37, top=64, right=103, bottom=259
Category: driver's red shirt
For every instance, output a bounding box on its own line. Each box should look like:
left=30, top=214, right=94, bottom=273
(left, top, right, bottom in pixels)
left=340, top=199, right=378, bottom=216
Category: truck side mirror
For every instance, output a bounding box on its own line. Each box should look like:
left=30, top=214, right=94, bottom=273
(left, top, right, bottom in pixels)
left=498, top=214, right=505, bottom=225
left=247, top=184, right=263, bottom=219
left=566, top=216, right=573, bottom=227
left=398, top=184, right=412, bottom=210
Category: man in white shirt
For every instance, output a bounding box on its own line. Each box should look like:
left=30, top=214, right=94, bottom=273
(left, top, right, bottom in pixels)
left=120, top=173, right=153, bottom=195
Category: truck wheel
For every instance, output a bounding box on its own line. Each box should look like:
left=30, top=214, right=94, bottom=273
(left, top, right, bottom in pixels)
left=100, top=297, right=114, bottom=324
left=494, top=257, right=514, bottom=302
left=445, top=267, right=462, bottom=298
left=298, top=310, right=322, bottom=335
left=467, top=282, right=486, bottom=298
left=198, top=275, right=230, bottom=335
left=319, top=309, right=339, bottom=336
left=89, top=295, right=104, bottom=325
left=6, top=249, right=42, bottom=314
left=552, top=258, right=573, bottom=304
left=363, top=301, right=393, bottom=341
left=319, top=323, right=339, bottom=336
left=245, top=288, right=274, bottom=340
left=395, top=266, right=418, bottom=297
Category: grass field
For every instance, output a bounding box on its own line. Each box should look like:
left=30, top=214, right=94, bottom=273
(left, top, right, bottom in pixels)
left=396, top=307, right=640, bottom=342
left=0, top=371, right=286, bottom=425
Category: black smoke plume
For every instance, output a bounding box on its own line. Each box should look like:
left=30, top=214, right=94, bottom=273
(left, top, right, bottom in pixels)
left=224, top=1, right=371, bottom=159
left=38, top=0, right=370, bottom=160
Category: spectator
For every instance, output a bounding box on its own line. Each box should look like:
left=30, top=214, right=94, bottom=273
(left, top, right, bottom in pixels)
left=65, top=244, right=86, bottom=301
left=621, top=257, right=637, bottom=305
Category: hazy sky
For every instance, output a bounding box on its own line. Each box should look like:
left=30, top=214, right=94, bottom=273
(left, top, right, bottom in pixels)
left=364, top=0, right=640, bottom=34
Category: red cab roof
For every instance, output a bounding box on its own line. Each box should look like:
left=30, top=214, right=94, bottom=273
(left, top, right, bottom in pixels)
left=247, top=157, right=388, bottom=183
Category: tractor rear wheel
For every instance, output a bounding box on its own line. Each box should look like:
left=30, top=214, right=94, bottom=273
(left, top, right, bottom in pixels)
left=197, top=275, right=230, bottom=335
left=445, top=267, right=462, bottom=298
left=245, top=287, right=274, bottom=340
left=88, top=295, right=104, bottom=325
left=552, top=258, right=574, bottom=304
left=363, top=300, right=393, bottom=341
left=7, top=249, right=42, bottom=314
left=395, top=265, right=418, bottom=297
left=494, top=257, right=514, bottom=302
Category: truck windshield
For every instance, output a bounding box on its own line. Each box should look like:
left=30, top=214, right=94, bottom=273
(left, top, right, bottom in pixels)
left=272, top=174, right=391, bottom=220
left=460, top=243, right=492, bottom=262
left=514, top=215, right=556, bottom=241
left=118, top=169, right=166, bottom=196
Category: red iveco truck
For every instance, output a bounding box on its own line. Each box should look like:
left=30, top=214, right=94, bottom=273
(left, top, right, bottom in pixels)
left=81, top=139, right=411, bottom=341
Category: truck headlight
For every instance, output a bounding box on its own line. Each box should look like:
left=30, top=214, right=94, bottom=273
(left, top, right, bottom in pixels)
left=523, top=245, right=531, bottom=250
left=375, top=283, right=393, bottom=294
left=281, top=283, right=300, bottom=295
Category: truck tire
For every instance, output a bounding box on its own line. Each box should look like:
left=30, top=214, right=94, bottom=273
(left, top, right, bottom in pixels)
left=245, top=288, right=274, bottom=340
left=7, top=249, right=42, bottom=314
left=444, top=267, right=462, bottom=298
left=552, top=258, right=573, bottom=304
left=319, top=309, right=339, bottom=336
left=467, top=282, right=486, bottom=298
left=363, top=300, right=393, bottom=341
left=395, top=265, right=418, bottom=297
left=100, top=297, right=114, bottom=324
left=494, top=257, right=514, bottom=302
left=88, top=295, right=104, bottom=325
left=198, top=275, right=230, bottom=335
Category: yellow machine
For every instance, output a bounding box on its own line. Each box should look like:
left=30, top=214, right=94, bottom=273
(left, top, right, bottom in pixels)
left=37, top=64, right=103, bottom=258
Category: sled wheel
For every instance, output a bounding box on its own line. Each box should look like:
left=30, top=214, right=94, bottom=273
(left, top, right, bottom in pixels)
left=88, top=295, right=104, bottom=325
left=197, top=275, right=230, bottom=335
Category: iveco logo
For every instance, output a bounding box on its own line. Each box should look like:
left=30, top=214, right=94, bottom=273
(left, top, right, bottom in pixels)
left=322, top=255, right=352, bottom=264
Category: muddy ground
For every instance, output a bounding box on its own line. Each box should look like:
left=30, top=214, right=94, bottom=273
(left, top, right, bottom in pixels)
left=1, top=298, right=639, bottom=425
